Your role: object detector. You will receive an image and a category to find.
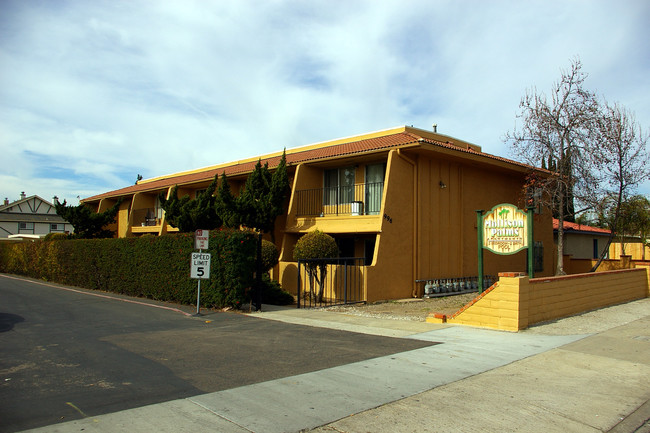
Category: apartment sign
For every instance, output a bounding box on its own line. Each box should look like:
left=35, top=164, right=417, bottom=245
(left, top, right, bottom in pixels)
left=482, top=203, right=528, bottom=255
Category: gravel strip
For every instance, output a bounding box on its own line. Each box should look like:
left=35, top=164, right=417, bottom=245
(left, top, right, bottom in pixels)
left=322, top=295, right=649, bottom=333
left=324, top=293, right=478, bottom=322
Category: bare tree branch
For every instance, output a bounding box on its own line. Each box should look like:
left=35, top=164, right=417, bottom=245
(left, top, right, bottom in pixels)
left=587, top=101, right=650, bottom=270
left=505, top=58, right=599, bottom=275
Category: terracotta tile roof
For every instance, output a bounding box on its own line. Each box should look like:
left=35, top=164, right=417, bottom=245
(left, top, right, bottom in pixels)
left=553, top=218, right=611, bottom=235
left=83, top=129, right=538, bottom=203
left=83, top=132, right=423, bottom=202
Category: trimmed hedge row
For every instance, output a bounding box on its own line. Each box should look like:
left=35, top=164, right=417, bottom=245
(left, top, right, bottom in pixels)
left=0, top=230, right=259, bottom=308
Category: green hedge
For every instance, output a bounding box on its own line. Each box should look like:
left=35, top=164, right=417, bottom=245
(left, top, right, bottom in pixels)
left=0, top=229, right=261, bottom=309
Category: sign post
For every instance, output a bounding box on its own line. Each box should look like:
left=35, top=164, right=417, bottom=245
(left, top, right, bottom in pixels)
left=192, top=230, right=210, bottom=316
left=477, top=203, right=534, bottom=293
left=191, top=252, right=211, bottom=315
left=527, top=207, right=534, bottom=279
left=476, top=210, right=485, bottom=293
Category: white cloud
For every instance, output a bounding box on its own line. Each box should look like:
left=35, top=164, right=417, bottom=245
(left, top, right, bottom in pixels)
left=1, top=0, right=648, bottom=204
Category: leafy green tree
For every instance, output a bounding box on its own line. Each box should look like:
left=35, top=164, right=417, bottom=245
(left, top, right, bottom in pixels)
left=598, top=195, right=650, bottom=258
left=230, top=151, right=290, bottom=310
left=293, top=230, right=339, bottom=302
left=159, top=174, right=222, bottom=232
left=237, top=151, right=289, bottom=235
left=214, top=172, right=239, bottom=228
left=55, top=199, right=122, bottom=239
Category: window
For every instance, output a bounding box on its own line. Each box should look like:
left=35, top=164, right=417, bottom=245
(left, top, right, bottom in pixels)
left=365, top=163, right=386, bottom=215
left=19, top=222, right=34, bottom=233
left=324, top=167, right=355, bottom=206
left=50, top=223, right=65, bottom=232
left=155, top=196, right=164, bottom=220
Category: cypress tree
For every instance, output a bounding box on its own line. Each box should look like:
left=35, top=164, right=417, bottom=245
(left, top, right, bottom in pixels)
left=55, top=199, right=122, bottom=239
left=159, top=174, right=221, bottom=232
left=235, top=151, right=290, bottom=310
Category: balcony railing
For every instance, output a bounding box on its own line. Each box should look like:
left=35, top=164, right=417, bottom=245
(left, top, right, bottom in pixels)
left=296, top=182, right=384, bottom=217
left=132, top=208, right=163, bottom=227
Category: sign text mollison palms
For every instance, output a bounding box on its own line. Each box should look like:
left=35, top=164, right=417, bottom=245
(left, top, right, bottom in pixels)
left=476, top=203, right=534, bottom=293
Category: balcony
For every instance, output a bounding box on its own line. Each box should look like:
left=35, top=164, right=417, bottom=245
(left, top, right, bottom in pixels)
left=131, top=208, right=163, bottom=228
left=295, top=182, right=383, bottom=217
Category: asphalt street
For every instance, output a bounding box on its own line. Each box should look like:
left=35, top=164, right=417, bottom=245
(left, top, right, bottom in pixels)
left=0, top=274, right=433, bottom=433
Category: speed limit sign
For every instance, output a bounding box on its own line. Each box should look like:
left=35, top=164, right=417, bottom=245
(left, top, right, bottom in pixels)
left=190, top=252, right=211, bottom=279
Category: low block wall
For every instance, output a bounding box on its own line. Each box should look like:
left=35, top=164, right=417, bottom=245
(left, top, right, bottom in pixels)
left=563, top=255, right=633, bottom=275
left=427, top=268, right=649, bottom=331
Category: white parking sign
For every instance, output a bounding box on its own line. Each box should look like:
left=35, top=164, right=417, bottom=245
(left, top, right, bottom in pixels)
left=195, top=229, right=209, bottom=250
left=190, top=252, right=211, bottom=279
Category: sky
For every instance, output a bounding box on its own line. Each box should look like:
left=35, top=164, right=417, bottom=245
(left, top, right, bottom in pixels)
left=1, top=0, right=649, bottom=205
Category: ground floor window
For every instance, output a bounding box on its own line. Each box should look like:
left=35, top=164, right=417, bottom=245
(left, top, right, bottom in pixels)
left=19, top=222, right=34, bottom=233
left=50, top=223, right=65, bottom=232
left=333, top=235, right=377, bottom=266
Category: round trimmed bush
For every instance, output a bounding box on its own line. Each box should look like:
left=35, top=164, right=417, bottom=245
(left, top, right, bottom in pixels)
left=293, top=230, right=338, bottom=260
left=44, top=233, right=69, bottom=241
left=261, top=239, right=279, bottom=272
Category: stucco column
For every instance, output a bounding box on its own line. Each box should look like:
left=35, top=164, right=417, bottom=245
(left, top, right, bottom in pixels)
left=497, top=272, right=530, bottom=331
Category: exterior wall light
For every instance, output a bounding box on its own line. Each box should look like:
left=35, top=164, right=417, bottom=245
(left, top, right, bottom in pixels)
left=439, top=181, right=447, bottom=189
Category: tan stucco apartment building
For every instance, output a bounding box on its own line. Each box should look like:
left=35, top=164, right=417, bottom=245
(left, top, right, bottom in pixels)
left=83, top=126, right=554, bottom=301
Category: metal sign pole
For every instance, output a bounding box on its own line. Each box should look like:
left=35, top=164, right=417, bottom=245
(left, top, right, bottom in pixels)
left=193, top=230, right=209, bottom=317
left=527, top=207, right=534, bottom=278
left=195, top=248, right=202, bottom=316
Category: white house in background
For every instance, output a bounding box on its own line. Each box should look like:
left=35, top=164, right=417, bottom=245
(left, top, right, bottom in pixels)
left=0, top=193, right=73, bottom=239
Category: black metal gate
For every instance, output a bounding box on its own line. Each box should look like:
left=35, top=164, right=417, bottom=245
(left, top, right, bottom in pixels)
left=297, top=257, right=365, bottom=308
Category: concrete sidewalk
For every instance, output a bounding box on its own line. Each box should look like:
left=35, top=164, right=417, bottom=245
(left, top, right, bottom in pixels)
left=22, top=298, right=650, bottom=433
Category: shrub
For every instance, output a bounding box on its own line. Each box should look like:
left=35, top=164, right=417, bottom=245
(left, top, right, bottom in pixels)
left=261, top=239, right=279, bottom=272
left=293, top=230, right=338, bottom=302
left=0, top=230, right=257, bottom=309
left=292, top=230, right=338, bottom=261
left=43, top=233, right=69, bottom=241
left=260, top=274, right=294, bottom=305
left=205, top=228, right=257, bottom=308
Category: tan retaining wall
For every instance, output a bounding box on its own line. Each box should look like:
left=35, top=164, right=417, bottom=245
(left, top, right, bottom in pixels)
left=427, top=268, right=649, bottom=331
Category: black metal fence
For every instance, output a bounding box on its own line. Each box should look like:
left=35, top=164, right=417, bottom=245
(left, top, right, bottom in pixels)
left=297, top=257, right=366, bottom=308
left=295, top=182, right=383, bottom=217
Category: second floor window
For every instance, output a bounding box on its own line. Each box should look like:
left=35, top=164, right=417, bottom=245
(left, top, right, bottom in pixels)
left=324, top=167, right=355, bottom=205
left=365, top=163, right=386, bottom=215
